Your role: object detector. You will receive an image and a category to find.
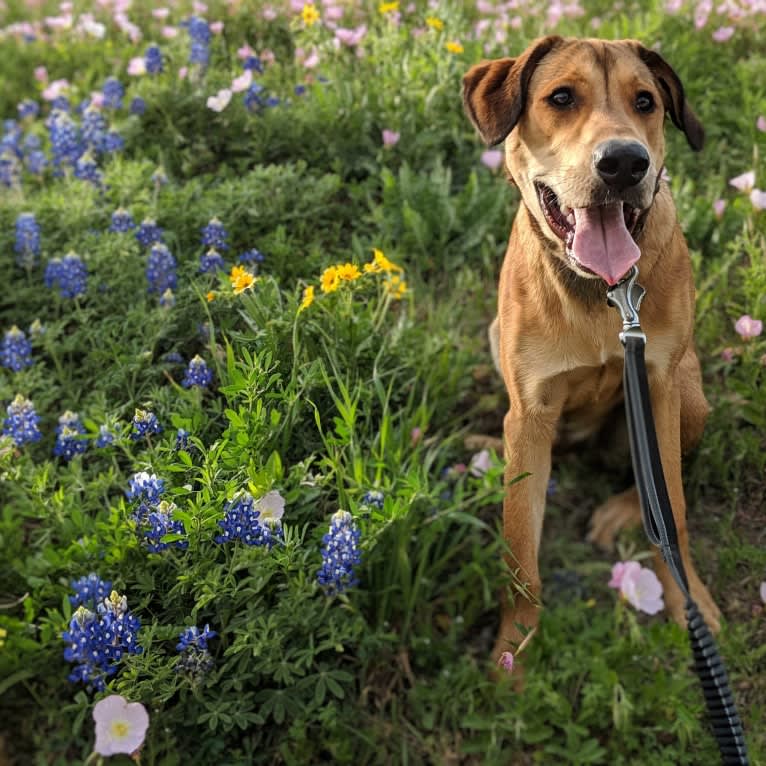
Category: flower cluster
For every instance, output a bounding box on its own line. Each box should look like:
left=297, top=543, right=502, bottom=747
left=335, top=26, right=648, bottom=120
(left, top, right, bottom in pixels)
left=131, top=409, right=163, bottom=441
left=187, top=16, right=211, bottom=66
left=62, top=586, right=143, bottom=691
left=361, top=490, right=385, bottom=509
left=95, top=424, right=116, bottom=448
left=135, top=219, right=164, bottom=248
left=70, top=573, right=113, bottom=607
left=44, top=252, right=88, bottom=299
left=14, top=212, right=41, bottom=268
left=175, top=428, right=194, bottom=452
left=136, top=500, right=188, bottom=553
left=53, top=411, right=88, bottom=461
left=201, top=218, right=228, bottom=250
left=2, top=395, right=42, bottom=446
left=317, top=510, right=362, bottom=595
left=126, top=472, right=165, bottom=504
left=146, top=244, right=177, bottom=294
left=215, top=490, right=284, bottom=548
left=181, top=355, right=213, bottom=389
left=609, top=560, right=664, bottom=615
left=176, top=624, right=216, bottom=681
left=199, top=248, right=225, bottom=274
left=145, top=44, right=164, bottom=74
left=109, top=207, right=135, bottom=233
left=102, top=77, right=124, bottom=110
left=1, top=326, right=33, bottom=371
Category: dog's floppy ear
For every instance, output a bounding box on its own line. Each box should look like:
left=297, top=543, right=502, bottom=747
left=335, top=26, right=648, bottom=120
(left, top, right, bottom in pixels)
left=462, top=36, right=562, bottom=147
left=635, top=45, right=705, bottom=152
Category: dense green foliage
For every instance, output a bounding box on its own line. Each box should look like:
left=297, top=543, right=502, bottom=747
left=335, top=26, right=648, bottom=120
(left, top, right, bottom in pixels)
left=0, top=1, right=764, bottom=764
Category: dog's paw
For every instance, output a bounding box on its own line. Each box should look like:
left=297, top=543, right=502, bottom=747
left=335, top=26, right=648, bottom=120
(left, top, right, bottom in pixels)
left=587, top=487, right=641, bottom=550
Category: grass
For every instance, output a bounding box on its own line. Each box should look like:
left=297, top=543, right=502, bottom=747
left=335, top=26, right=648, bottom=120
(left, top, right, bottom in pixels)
left=0, top=1, right=764, bottom=764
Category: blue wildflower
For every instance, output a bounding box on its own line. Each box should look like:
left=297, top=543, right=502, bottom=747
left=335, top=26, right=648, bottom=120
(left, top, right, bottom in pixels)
left=2, top=394, right=42, bottom=446
left=22, top=133, right=41, bottom=152
left=109, top=208, right=135, bottom=233
left=1, top=120, right=22, bottom=156
left=243, top=56, right=263, bottom=73
left=176, top=624, right=216, bottom=681
left=47, top=110, right=83, bottom=170
left=201, top=218, right=228, bottom=250
left=131, top=409, right=162, bottom=441
left=181, top=355, right=213, bottom=389
left=317, top=510, right=362, bottom=595
left=361, top=490, right=385, bottom=509
left=159, top=288, right=175, bottom=308
left=14, top=213, right=41, bottom=269
left=1, top=326, right=33, bottom=371
left=187, top=17, right=211, bottom=66
left=0, top=149, right=20, bottom=187
left=81, top=107, right=107, bottom=152
left=53, top=411, right=88, bottom=461
left=73, top=152, right=104, bottom=188
left=25, top=150, right=47, bottom=175
left=129, top=97, right=146, bottom=116
left=214, top=491, right=283, bottom=548
left=62, top=589, right=142, bottom=691
left=51, top=95, right=70, bottom=112
left=243, top=82, right=265, bottom=111
left=103, top=131, right=124, bottom=153
left=199, top=248, right=225, bottom=274
left=175, top=428, right=194, bottom=452
left=135, top=219, right=163, bottom=248
left=95, top=424, right=116, bottom=448
left=44, top=252, right=88, bottom=299
left=137, top=500, right=187, bottom=553
left=163, top=351, right=184, bottom=365
left=126, top=471, right=165, bottom=504
left=294, top=84, right=306, bottom=96
left=102, top=77, right=124, bottom=110
left=264, top=96, right=280, bottom=108
left=145, top=44, right=164, bottom=74
left=238, top=248, right=265, bottom=266
left=69, top=573, right=112, bottom=607
left=18, top=99, right=40, bottom=119
left=151, top=167, right=168, bottom=187
left=177, top=624, right=217, bottom=653
left=146, top=243, right=177, bottom=294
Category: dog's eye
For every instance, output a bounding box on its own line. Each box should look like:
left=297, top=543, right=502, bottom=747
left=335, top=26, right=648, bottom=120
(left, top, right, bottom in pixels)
left=547, top=87, right=575, bottom=108
left=635, top=91, right=655, bottom=113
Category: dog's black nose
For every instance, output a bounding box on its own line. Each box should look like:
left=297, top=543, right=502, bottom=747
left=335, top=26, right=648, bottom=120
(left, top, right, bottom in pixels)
left=594, top=140, right=650, bottom=190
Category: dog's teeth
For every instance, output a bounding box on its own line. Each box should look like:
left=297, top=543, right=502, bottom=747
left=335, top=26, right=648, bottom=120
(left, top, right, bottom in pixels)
left=566, top=212, right=575, bottom=226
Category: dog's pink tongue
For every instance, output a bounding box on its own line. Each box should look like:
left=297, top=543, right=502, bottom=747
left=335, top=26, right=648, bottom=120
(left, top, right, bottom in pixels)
left=571, top=203, right=640, bottom=285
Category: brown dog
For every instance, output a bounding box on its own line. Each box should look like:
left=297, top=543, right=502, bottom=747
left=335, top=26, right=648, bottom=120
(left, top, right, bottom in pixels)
left=462, top=36, right=722, bottom=663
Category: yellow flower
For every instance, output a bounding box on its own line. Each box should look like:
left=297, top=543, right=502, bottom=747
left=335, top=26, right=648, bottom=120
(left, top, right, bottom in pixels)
left=366, top=248, right=402, bottom=274
left=336, top=262, right=362, bottom=282
left=379, top=1, right=399, bottom=13
left=299, top=285, right=315, bottom=311
left=320, top=265, right=340, bottom=293
left=385, top=274, right=408, bottom=299
left=425, top=16, right=444, bottom=30
left=301, top=3, right=320, bottom=26
left=445, top=40, right=464, bottom=54
left=229, top=265, right=256, bottom=294
left=206, top=291, right=216, bottom=302
left=0, top=627, right=6, bottom=648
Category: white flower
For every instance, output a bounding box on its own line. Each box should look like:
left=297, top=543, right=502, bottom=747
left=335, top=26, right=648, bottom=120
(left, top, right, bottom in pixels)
left=206, top=88, right=232, bottom=112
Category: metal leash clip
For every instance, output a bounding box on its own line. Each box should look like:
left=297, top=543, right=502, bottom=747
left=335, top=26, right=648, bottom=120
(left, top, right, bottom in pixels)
left=605, top=265, right=646, bottom=344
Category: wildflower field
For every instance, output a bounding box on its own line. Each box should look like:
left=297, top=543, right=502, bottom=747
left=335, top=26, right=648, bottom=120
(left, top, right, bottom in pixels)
left=1, top=0, right=765, bottom=764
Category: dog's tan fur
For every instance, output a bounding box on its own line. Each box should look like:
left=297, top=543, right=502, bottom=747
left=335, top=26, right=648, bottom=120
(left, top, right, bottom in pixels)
left=463, top=36, right=721, bottom=663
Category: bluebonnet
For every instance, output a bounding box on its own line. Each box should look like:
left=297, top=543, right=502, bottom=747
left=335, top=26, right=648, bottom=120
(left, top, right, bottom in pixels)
left=23, top=133, right=41, bottom=152
left=131, top=409, right=162, bottom=440
left=44, top=253, right=88, bottom=299
left=176, top=624, right=216, bottom=681
left=199, top=248, right=225, bottom=273
left=28, top=319, right=45, bottom=339
left=62, top=589, right=142, bottom=691
left=109, top=208, right=135, bottom=233
left=51, top=95, right=70, bottom=112
left=103, top=131, right=124, bottom=153
left=129, top=97, right=146, bottom=116
left=73, top=153, right=104, bottom=188
left=187, top=17, right=211, bottom=66
left=47, top=110, right=83, bottom=171
left=95, top=424, right=116, bottom=448
left=145, top=44, right=164, bottom=74
left=146, top=243, right=177, bottom=293
left=0, top=149, right=20, bottom=187
left=361, top=490, right=385, bottom=509
left=243, top=82, right=265, bottom=111
left=162, top=351, right=184, bottom=365
left=243, top=56, right=263, bottom=73
left=181, top=355, right=213, bottom=389
left=238, top=248, right=265, bottom=266
left=2, top=394, right=42, bottom=446
left=18, top=99, right=40, bottom=119
left=69, top=573, right=112, bottom=607
left=136, top=500, right=187, bottom=553
left=151, top=167, right=168, bottom=187
left=102, top=77, right=124, bottom=110
left=294, top=84, right=306, bottom=96
left=135, top=219, right=163, bottom=248
left=264, top=96, right=280, bottom=108
left=25, top=150, right=47, bottom=175
left=175, top=428, right=194, bottom=452
left=1, top=326, right=33, bottom=371
left=215, top=492, right=283, bottom=548
left=81, top=107, right=107, bottom=152
left=159, top=288, right=175, bottom=308
left=126, top=472, right=165, bottom=504
left=53, top=411, right=88, bottom=461
left=201, top=218, right=228, bottom=250
left=14, top=213, right=41, bottom=268
left=1, top=120, right=22, bottom=156
left=317, top=510, right=362, bottom=595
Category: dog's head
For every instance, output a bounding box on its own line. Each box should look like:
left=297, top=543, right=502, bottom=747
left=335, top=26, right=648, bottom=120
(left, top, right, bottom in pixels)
left=463, top=37, right=703, bottom=285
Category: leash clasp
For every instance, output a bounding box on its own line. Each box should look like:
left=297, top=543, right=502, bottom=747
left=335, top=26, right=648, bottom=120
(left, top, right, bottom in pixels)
left=606, top=265, right=646, bottom=344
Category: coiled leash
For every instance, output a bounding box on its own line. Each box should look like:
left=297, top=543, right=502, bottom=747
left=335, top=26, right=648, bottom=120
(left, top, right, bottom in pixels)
left=606, top=267, right=749, bottom=765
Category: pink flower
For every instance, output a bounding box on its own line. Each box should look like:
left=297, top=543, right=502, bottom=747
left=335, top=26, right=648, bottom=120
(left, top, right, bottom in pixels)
left=382, top=129, right=400, bottom=147
left=729, top=170, right=755, bottom=191
left=721, top=347, right=736, bottom=362
left=757, top=116, right=766, bottom=133
left=93, top=695, right=149, bottom=757
left=261, top=49, right=276, bottom=65
left=127, top=57, right=147, bottom=76
left=210, top=21, right=224, bottom=34
left=621, top=566, right=664, bottom=614
left=712, top=26, right=734, bottom=42
left=469, top=449, right=492, bottom=477
left=193, top=1, right=208, bottom=13
left=335, top=24, right=367, bottom=47
left=254, top=490, right=285, bottom=523
left=230, top=69, right=253, bottom=93
left=303, top=49, right=320, bottom=68
left=760, top=581, right=766, bottom=604
left=713, top=199, right=726, bottom=219
left=497, top=651, right=514, bottom=673
left=608, top=560, right=641, bottom=590
left=734, top=314, right=763, bottom=340
left=178, top=66, right=189, bottom=80
left=237, top=43, right=256, bottom=60
left=89, top=91, right=105, bottom=108
left=325, top=5, right=345, bottom=21
left=750, top=189, right=766, bottom=210
left=151, top=7, right=170, bottom=19
left=42, top=78, right=69, bottom=100
left=207, top=88, right=232, bottom=112
left=410, top=426, right=423, bottom=445
left=34, top=66, right=48, bottom=82
left=162, top=25, right=178, bottom=38
left=481, top=149, right=503, bottom=170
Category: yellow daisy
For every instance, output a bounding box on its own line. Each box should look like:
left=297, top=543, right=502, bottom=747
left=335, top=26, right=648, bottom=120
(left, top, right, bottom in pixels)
left=302, top=3, right=320, bottom=26
left=445, top=41, right=464, bottom=54
left=379, top=1, right=399, bottom=14
left=320, top=265, right=341, bottom=293
left=206, top=291, right=216, bottom=302
left=299, top=285, right=315, bottom=311
left=386, top=274, right=408, bottom=299
left=229, top=265, right=256, bottom=294
left=425, top=16, right=444, bottom=30
left=336, top=262, right=362, bottom=282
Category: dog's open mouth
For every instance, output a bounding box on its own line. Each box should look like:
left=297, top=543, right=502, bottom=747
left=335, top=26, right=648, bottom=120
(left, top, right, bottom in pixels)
left=536, top=182, right=643, bottom=285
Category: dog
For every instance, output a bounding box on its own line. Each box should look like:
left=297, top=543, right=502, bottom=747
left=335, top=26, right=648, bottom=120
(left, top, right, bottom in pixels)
left=462, top=36, right=722, bottom=664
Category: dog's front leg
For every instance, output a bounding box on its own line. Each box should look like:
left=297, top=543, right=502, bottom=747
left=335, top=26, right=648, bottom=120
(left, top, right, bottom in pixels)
left=493, top=398, right=562, bottom=664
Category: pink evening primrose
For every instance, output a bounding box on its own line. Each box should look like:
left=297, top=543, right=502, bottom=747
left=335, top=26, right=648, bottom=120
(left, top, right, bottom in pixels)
left=497, top=651, right=514, bottom=673
left=254, top=490, right=285, bottom=523
left=210, top=21, right=224, bottom=34
left=712, top=26, right=734, bottom=42
left=42, top=78, right=69, bottom=101
left=238, top=44, right=256, bottom=60
left=729, top=170, right=755, bottom=192
left=151, top=8, right=170, bottom=19
left=481, top=150, right=503, bottom=170
left=713, top=199, right=726, bottom=219
left=757, top=116, right=766, bottom=132
left=734, top=314, right=763, bottom=340
left=721, top=347, right=736, bottom=362
left=382, top=129, right=400, bottom=147
left=231, top=69, right=253, bottom=93
left=206, top=88, right=232, bottom=112
left=335, top=25, right=368, bottom=47
left=469, top=449, right=492, bottom=477
left=127, top=56, right=147, bottom=76
left=608, top=560, right=642, bottom=590
left=621, top=566, right=664, bottom=614
left=34, top=66, right=49, bottom=82
left=750, top=189, right=766, bottom=210
left=162, top=26, right=179, bottom=39
left=93, top=695, right=149, bottom=757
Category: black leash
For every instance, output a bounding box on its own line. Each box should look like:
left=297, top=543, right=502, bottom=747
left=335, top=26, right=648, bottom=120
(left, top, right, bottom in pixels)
left=606, top=267, right=749, bottom=765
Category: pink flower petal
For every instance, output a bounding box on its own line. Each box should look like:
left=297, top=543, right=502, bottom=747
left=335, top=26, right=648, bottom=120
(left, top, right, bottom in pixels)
left=237, top=44, right=255, bottom=60
left=382, top=129, right=400, bottom=147
left=231, top=69, right=253, bottom=93
left=206, top=88, right=232, bottom=112
left=93, top=695, right=149, bottom=757
left=720, top=347, right=736, bottom=362
left=729, top=170, right=755, bottom=191
left=750, top=188, right=766, bottom=210
left=481, top=149, right=503, bottom=170
left=210, top=21, right=224, bottom=34
left=734, top=314, right=763, bottom=340
left=712, top=26, right=734, bottom=42
left=498, top=651, right=514, bottom=672
left=621, top=566, right=664, bottom=615
left=127, top=57, right=147, bottom=76
left=608, top=560, right=641, bottom=590
left=469, top=449, right=492, bottom=477
left=757, top=116, right=766, bottom=133
left=161, top=25, right=178, bottom=38
left=151, top=7, right=169, bottom=19
left=713, top=199, right=726, bottom=219
left=34, top=66, right=48, bottom=83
